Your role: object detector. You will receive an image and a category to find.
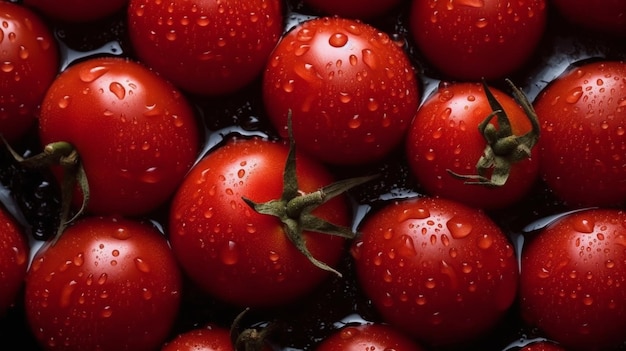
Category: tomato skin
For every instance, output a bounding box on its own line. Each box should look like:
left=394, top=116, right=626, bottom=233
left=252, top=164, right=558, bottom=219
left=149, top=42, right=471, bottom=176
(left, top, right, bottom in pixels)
left=351, top=197, right=519, bottom=347
left=127, top=0, right=283, bottom=96
left=409, top=0, right=547, bottom=80
left=38, top=56, right=200, bottom=216
left=534, top=60, right=626, bottom=208
left=520, top=341, right=566, bottom=351
left=263, top=16, right=419, bottom=165
left=302, top=0, right=403, bottom=19
left=405, top=82, right=540, bottom=210
left=0, top=2, right=59, bottom=143
left=316, top=323, right=426, bottom=351
left=519, top=209, right=626, bottom=351
left=551, top=0, right=626, bottom=37
left=23, top=0, right=128, bottom=22
left=169, top=137, right=351, bottom=308
left=162, top=325, right=234, bottom=351
left=24, top=216, right=182, bottom=351
left=0, top=205, right=29, bottom=317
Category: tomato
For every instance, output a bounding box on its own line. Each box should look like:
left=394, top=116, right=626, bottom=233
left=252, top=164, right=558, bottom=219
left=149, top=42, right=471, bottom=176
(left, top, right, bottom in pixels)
left=0, top=2, right=59, bottom=143
left=519, top=208, right=626, bottom=351
left=534, top=60, right=626, bottom=208
left=38, top=56, right=200, bottom=217
left=405, top=81, right=540, bottom=210
left=316, top=323, right=426, bottom=351
left=551, top=0, right=626, bottom=37
left=262, top=16, right=419, bottom=165
left=409, top=0, right=547, bottom=80
left=127, top=0, right=283, bottom=96
left=169, top=136, right=352, bottom=308
left=0, top=205, right=29, bottom=317
left=162, top=325, right=234, bottom=351
left=24, top=216, right=182, bottom=351
left=351, top=196, right=519, bottom=348
left=23, top=0, right=128, bottom=23
left=519, top=341, right=566, bottom=351
left=302, top=0, right=403, bottom=19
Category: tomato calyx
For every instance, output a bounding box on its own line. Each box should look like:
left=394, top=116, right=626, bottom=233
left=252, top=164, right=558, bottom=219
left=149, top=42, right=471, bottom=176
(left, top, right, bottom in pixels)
left=230, top=308, right=276, bottom=351
left=242, top=112, right=377, bottom=277
left=447, top=79, right=540, bottom=187
left=1, top=138, right=88, bottom=242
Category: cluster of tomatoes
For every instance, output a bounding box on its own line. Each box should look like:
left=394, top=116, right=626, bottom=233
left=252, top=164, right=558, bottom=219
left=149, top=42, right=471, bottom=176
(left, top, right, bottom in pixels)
left=0, top=0, right=625, bottom=350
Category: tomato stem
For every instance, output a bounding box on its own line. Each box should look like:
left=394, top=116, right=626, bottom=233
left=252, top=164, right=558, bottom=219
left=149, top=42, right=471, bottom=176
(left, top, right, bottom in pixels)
left=242, top=110, right=378, bottom=277
left=1, top=137, right=88, bottom=243
left=447, top=79, right=540, bottom=187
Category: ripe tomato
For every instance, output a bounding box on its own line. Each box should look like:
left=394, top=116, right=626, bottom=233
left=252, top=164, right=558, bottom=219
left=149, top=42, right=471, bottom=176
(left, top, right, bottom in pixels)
left=302, top=0, right=403, bottom=19
left=519, top=341, right=566, bottom=351
left=162, top=325, right=234, bottom=351
left=316, top=323, right=426, bottom=351
left=0, top=205, right=29, bottom=316
left=534, top=60, right=626, bottom=208
left=551, top=0, right=626, bottom=37
left=0, top=2, right=58, bottom=143
left=405, top=81, right=540, bottom=210
left=23, top=0, right=128, bottom=23
left=38, top=56, right=200, bottom=217
left=351, top=196, right=519, bottom=348
left=519, top=208, right=626, bottom=351
left=262, top=16, right=419, bottom=165
left=169, top=136, right=352, bottom=308
left=24, top=216, right=182, bottom=351
left=127, top=0, right=283, bottom=96
left=409, top=0, right=547, bottom=80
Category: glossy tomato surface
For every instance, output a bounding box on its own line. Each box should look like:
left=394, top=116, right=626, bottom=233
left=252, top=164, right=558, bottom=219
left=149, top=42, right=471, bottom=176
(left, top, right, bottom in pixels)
left=409, top=0, right=547, bottom=80
left=316, top=323, right=426, bottom=351
left=0, top=1, right=59, bottom=143
left=0, top=205, right=29, bottom=317
left=24, top=216, right=182, bottom=351
left=405, top=81, right=540, bottom=210
left=550, top=0, right=626, bottom=37
left=169, top=137, right=351, bottom=308
left=127, top=0, right=284, bottom=96
left=23, top=0, right=128, bottom=22
left=520, top=208, right=626, bottom=351
left=263, top=16, right=419, bottom=165
left=351, top=196, right=519, bottom=348
left=534, top=60, right=626, bottom=208
left=302, top=0, right=403, bottom=19
left=162, top=325, right=235, bottom=351
left=38, top=56, right=201, bottom=216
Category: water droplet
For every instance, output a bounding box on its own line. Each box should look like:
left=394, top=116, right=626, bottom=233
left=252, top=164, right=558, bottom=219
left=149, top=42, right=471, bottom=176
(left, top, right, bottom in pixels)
left=142, top=288, right=153, bottom=300
left=101, top=306, right=113, bottom=318
left=58, top=95, right=71, bottom=109
left=109, top=82, right=126, bottom=100
left=59, top=280, right=77, bottom=308
left=79, top=65, right=109, bottom=83
left=220, top=240, right=239, bottom=265
left=477, top=234, right=493, bottom=249
left=134, top=257, right=151, bottom=273
left=329, top=32, right=348, bottom=47
left=447, top=215, right=473, bottom=239
left=361, top=49, right=376, bottom=69
left=573, top=218, right=595, bottom=233
left=398, top=234, right=417, bottom=257
left=565, top=86, right=583, bottom=104
left=397, top=207, right=430, bottom=222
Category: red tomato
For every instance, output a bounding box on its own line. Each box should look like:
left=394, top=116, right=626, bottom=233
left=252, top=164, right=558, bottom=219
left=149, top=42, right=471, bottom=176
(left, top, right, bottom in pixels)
left=409, top=0, right=547, bottom=80
left=38, top=56, right=200, bottom=216
left=169, top=137, right=351, bottom=308
left=23, top=0, right=128, bottom=23
left=519, top=208, right=626, bottom=351
left=127, top=0, right=283, bottom=96
left=316, top=323, right=426, bottom=351
left=520, top=341, right=566, bottom=351
left=551, top=0, right=626, bottom=37
left=263, top=16, right=419, bottom=165
left=0, top=2, right=58, bottom=143
left=405, top=81, right=540, bottom=210
left=302, top=0, right=403, bottom=19
left=351, top=197, right=519, bottom=348
left=534, top=60, right=626, bottom=208
left=162, top=325, right=234, bottom=351
left=24, top=216, right=182, bottom=351
left=0, top=205, right=29, bottom=316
